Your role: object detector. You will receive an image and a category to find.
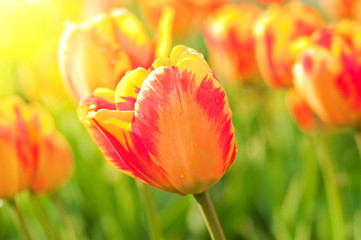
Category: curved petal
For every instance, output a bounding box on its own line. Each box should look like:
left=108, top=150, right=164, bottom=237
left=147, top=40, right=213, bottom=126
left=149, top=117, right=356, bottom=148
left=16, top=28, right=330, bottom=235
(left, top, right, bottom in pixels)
left=115, top=68, right=150, bottom=111
left=79, top=91, right=176, bottom=192
left=89, top=109, right=176, bottom=192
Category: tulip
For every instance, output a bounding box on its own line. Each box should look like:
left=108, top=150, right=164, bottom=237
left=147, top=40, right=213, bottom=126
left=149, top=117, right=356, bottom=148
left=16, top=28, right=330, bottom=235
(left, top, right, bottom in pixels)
left=319, top=0, right=361, bottom=20
left=257, top=0, right=287, bottom=4
left=138, top=0, right=224, bottom=37
left=332, top=20, right=361, bottom=55
left=0, top=97, right=38, bottom=199
left=59, top=8, right=174, bottom=102
left=254, top=1, right=323, bottom=88
left=203, top=3, right=261, bottom=83
left=78, top=45, right=237, bottom=195
left=293, top=26, right=361, bottom=125
left=287, top=88, right=321, bottom=132
left=0, top=96, right=73, bottom=199
left=29, top=107, right=74, bottom=194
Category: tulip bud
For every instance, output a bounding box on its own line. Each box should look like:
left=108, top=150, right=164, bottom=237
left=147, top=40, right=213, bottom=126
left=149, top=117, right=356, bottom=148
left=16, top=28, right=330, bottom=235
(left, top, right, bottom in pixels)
left=254, top=1, right=323, bottom=88
left=78, top=45, right=237, bottom=195
left=293, top=26, right=361, bottom=125
left=203, top=3, right=261, bottom=83
left=59, top=8, right=173, bottom=102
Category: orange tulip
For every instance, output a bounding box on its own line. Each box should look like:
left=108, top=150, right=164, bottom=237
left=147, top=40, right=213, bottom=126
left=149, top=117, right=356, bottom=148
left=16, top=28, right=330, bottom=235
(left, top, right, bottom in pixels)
left=138, top=0, right=225, bottom=37
left=203, top=3, right=261, bottom=83
left=59, top=8, right=174, bottom=102
left=254, top=1, right=323, bottom=88
left=78, top=45, right=237, bottom=195
left=293, top=26, right=361, bottom=125
left=0, top=96, right=73, bottom=198
left=319, top=0, right=361, bottom=20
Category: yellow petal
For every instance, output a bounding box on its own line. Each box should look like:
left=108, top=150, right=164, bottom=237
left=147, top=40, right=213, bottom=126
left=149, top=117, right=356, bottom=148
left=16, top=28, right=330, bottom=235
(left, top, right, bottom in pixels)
left=176, top=57, right=211, bottom=85
left=115, top=68, right=150, bottom=105
left=155, top=7, right=174, bottom=59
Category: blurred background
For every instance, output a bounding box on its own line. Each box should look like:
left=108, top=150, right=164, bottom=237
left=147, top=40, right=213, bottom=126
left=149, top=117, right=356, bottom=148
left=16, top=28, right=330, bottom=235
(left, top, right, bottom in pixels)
left=1, top=0, right=361, bottom=239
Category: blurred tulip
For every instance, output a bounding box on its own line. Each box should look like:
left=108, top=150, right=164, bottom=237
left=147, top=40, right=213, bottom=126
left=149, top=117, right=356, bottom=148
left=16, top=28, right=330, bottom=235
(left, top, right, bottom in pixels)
left=78, top=45, right=237, bottom=195
left=138, top=0, right=225, bottom=37
left=254, top=1, right=323, bottom=88
left=332, top=20, right=361, bottom=55
left=319, top=0, right=361, bottom=20
left=59, top=8, right=174, bottom=102
left=293, top=26, right=361, bottom=125
left=0, top=96, right=73, bottom=199
left=257, top=0, right=287, bottom=4
left=30, top=108, right=74, bottom=194
left=0, top=97, right=38, bottom=199
left=203, top=3, right=261, bottom=83
left=18, top=44, right=73, bottom=108
left=287, top=88, right=320, bottom=132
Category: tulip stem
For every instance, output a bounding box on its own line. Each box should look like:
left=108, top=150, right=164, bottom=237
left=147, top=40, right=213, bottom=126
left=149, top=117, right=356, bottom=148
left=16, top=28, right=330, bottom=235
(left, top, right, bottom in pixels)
left=354, top=130, right=361, bottom=159
left=8, top=199, right=32, bottom=240
left=29, top=194, right=58, bottom=240
left=193, top=191, right=226, bottom=240
left=314, top=135, right=345, bottom=240
left=51, top=193, right=78, bottom=240
left=136, top=181, right=163, bottom=240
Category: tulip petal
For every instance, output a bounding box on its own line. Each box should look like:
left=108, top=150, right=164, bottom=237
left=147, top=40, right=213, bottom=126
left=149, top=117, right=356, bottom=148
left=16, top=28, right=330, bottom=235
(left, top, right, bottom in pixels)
left=79, top=93, right=176, bottom=192
left=31, top=132, right=74, bottom=193
left=90, top=111, right=176, bottom=192
left=176, top=57, right=211, bottom=86
left=134, top=66, right=236, bottom=194
left=155, top=7, right=174, bottom=59
left=115, top=68, right=150, bottom=111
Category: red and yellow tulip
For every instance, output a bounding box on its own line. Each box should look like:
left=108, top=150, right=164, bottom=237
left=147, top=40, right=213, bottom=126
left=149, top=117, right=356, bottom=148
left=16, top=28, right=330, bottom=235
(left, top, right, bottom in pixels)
left=59, top=8, right=173, bottom=102
left=254, top=1, right=323, bottom=88
left=203, top=3, right=261, bottom=83
left=138, top=0, right=224, bottom=37
left=293, top=25, right=361, bottom=125
left=78, top=45, right=237, bottom=195
left=0, top=97, right=73, bottom=198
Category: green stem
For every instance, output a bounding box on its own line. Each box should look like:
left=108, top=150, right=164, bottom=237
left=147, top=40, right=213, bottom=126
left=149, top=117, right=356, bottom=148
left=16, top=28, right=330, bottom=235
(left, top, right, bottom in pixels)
left=29, top=194, right=58, bottom=240
left=51, top=193, right=78, bottom=240
left=193, top=191, right=225, bottom=240
left=8, top=199, right=32, bottom=240
left=314, top=135, right=345, bottom=240
left=354, top=130, right=361, bottom=159
left=136, top=181, right=163, bottom=240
